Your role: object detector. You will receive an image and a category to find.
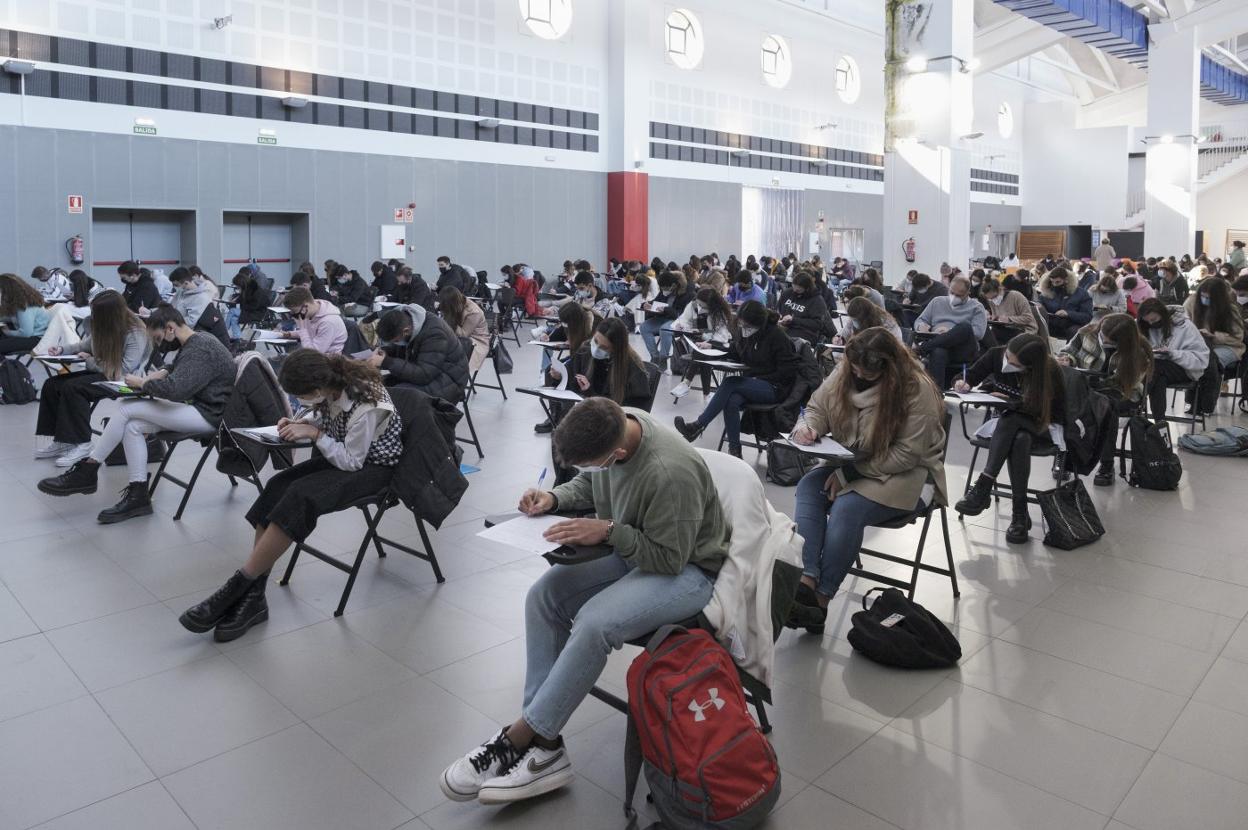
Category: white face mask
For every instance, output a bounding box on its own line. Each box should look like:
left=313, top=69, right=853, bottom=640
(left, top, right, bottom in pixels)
left=1001, top=356, right=1023, bottom=374
left=590, top=343, right=610, bottom=360
left=695, top=302, right=708, bottom=314
left=989, top=295, right=1003, bottom=306
left=573, top=454, right=616, bottom=474
left=1237, top=295, right=1248, bottom=306
left=950, top=295, right=967, bottom=307
left=296, top=394, right=325, bottom=408
left=740, top=324, right=759, bottom=338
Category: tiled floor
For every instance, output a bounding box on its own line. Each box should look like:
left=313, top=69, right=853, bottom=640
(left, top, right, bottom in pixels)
left=2, top=338, right=1247, bottom=830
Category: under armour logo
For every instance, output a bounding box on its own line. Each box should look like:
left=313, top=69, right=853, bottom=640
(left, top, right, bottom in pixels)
left=688, top=688, right=726, bottom=722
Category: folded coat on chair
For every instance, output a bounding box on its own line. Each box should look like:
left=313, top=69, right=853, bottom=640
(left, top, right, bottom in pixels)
left=696, top=448, right=804, bottom=688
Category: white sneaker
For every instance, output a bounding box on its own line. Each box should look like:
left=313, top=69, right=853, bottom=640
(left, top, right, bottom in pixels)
left=477, top=740, right=573, bottom=805
left=55, top=443, right=93, bottom=467
left=34, top=441, right=73, bottom=459
left=439, top=730, right=523, bottom=803
left=671, top=381, right=691, bottom=398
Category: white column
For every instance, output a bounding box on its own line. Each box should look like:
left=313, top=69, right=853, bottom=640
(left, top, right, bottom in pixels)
left=1144, top=27, right=1200, bottom=257
left=882, top=0, right=975, bottom=281
left=605, top=0, right=650, bottom=173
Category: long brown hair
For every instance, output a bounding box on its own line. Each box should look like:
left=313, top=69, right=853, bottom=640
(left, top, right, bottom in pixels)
left=89, top=291, right=145, bottom=379
left=827, top=328, right=940, bottom=461
left=1191, top=277, right=1236, bottom=335
left=1009, top=333, right=1062, bottom=428
left=279, top=348, right=384, bottom=405
left=845, top=296, right=889, bottom=332
left=557, top=302, right=594, bottom=351
left=591, top=317, right=643, bottom=404
left=1099, top=313, right=1152, bottom=397
left=0, top=274, right=44, bottom=317
left=438, top=286, right=467, bottom=330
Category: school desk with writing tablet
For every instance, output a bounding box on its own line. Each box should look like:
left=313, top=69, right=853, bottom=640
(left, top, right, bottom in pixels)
left=516, top=385, right=583, bottom=422
left=33, top=354, right=86, bottom=366
left=92, top=381, right=152, bottom=399
left=230, top=425, right=313, bottom=448
left=944, top=390, right=1017, bottom=407
left=482, top=511, right=612, bottom=566
left=777, top=432, right=857, bottom=460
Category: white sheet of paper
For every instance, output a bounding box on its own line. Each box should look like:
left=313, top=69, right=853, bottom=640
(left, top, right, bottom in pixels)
left=33, top=354, right=85, bottom=363
left=517, top=386, right=583, bottom=402
left=548, top=356, right=569, bottom=388
left=350, top=349, right=375, bottom=360
left=267, top=306, right=289, bottom=314
left=699, top=359, right=748, bottom=370
left=253, top=330, right=290, bottom=342
left=647, top=301, right=668, bottom=312
left=685, top=337, right=727, bottom=358
left=486, top=282, right=503, bottom=291
left=951, top=391, right=1012, bottom=405
left=529, top=340, right=568, bottom=349
left=477, top=514, right=567, bottom=555
left=780, top=432, right=855, bottom=458
left=69, top=305, right=92, bottom=319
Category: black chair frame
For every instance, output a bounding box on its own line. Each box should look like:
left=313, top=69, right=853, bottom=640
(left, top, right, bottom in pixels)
left=149, top=432, right=261, bottom=521
left=456, top=395, right=484, bottom=460
left=279, top=492, right=443, bottom=617
left=955, top=402, right=1064, bottom=513
left=468, top=331, right=509, bottom=401
left=1163, top=382, right=1207, bottom=434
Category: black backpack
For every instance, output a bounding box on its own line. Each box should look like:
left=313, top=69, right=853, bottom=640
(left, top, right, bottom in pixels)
left=847, top=588, right=961, bottom=669
left=0, top=359, right=37, bottom=404
left=1119, top=415, right=1182, bottom=490
left=764, top=441, right=817, bottom=486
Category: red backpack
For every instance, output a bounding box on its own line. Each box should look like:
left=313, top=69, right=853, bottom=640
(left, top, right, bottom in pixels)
left=624, top=626, right=780, bottom=829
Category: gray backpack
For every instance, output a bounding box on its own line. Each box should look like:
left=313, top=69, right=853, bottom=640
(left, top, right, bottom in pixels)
left=1178, top=426, right=1248, bottom=457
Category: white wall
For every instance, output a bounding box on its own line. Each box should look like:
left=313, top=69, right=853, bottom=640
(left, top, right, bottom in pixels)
left=1022, top=101, right=1129, bottom=228
left=1197, top=166, right=1248, bottom=257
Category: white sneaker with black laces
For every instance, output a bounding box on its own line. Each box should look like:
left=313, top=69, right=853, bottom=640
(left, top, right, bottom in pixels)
left=477, top=739, right=573, bottom=805
left=671, top=381, right=691, bottom=398
left=55, top=443, right=93, bottom=468
left=439, top=730, right=523, bottom=802
left=34, top=441, right=73, bottom=459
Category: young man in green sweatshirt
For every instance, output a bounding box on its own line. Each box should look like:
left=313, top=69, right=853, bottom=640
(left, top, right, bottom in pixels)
left=440, top=397, right=729, bottom=807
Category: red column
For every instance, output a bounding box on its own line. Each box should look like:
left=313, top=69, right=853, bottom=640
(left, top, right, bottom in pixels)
left=607, top=171, right=648, bottom=262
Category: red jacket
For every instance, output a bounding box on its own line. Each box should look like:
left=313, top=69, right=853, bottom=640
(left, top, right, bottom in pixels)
left=513, top=275, right=539, bottom=316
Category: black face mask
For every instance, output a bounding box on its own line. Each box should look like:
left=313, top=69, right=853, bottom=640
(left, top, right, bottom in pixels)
left=851, top=375, right=879, bottom=392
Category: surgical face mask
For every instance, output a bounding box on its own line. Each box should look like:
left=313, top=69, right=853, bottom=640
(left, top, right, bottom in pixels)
left=1236, top=294, right=1248, bottom=306
left=1001, top=356, right=1023, bottom=374
left=337, top=276, right=350, bottom=284
left=1200, top=295, right=1211, bottom=307
left=573, top=454, right=616, bottom=474
left=989, top=295, right=1003, bottom=306
left=296, top=394, right=325, bottom=408
left=740, top=324, right=759, bottom=338
left=590, top=343, right=610, bottom=360
left=949, top=295, right=967, bottom=307
left=576, top=289, right=592, bottom=299
left=695, top=302, right=708, bottom=314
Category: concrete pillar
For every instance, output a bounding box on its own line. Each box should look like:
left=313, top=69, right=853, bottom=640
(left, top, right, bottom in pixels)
left=882, top=0, right=975, bottom=281
left=1144, top=28, right=1200, bottom=258
left=605, top=0, right=651, bottom=261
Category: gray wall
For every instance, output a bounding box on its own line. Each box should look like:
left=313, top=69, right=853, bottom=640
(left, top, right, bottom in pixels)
left=970, top=202, right=1023, bottom=235
left=0, top=125, right=606, bottom=287
left=647, top=176, right=886, bottom=263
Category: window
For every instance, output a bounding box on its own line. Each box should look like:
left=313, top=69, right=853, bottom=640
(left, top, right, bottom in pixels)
left=835, top=55, right=860, bottom=104
left=761, top=34, right=792, bottom=89
left=665, top=9, right=704, bottom=70
left=997, top=101, right=1014, bottom=139
left=519, top=0, right=572, bottom=40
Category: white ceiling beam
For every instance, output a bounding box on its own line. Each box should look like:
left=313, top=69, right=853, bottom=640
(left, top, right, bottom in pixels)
left=1088, top=45, right=1123, bottom=90
left=1034, top=48, right=1120, bottom=93
left=1075, top=83, right=1149, bottom=128
left=973, top=16, right=1068, bottom=75
left=1152, top=0, right=1248, bottom=46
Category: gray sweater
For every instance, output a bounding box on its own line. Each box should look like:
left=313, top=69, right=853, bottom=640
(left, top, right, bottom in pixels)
left=143, top=333, right=236, bottom=424
left=65, top=327, right=151, bottom=379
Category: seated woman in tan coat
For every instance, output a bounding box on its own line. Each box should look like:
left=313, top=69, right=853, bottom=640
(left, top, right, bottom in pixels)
left=439, top=286, right=489, bottom=372
left=979, top=276, right=1037, bottom=336
left=787, top=327, right=947, bottom=634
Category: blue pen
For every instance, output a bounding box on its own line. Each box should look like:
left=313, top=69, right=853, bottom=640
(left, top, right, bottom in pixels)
left=537, top=467, right=547, bottom=489
left=962, top=363, right=967, bottom=385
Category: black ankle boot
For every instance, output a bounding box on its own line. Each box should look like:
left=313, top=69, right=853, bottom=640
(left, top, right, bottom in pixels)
left=727, top=444, right=743, bottom=459
left=1006, top=510, right=1032, bottom=544
left=37, top=459, right=99, bottom=496
left=673, top=416, right=703, bottom=443
left=97, top=481, right=153, bottom=524
left=954, top=475, right=994, bottom=516
left=179, top=570, right=256, bottom=633
left=1093, top=465, right=1114, bottom=487
left=213, top=572, right=269, bottom=643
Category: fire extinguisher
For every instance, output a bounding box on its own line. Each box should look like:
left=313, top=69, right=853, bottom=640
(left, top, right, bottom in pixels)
left=66, top=235, right=85, bottom=265
left=902, top=237, right=916, bottom=263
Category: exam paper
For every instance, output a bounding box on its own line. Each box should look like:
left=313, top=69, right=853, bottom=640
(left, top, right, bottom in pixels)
left=477, top=514, right=566, bottom=555
left=780, top=432, right=854, bottom=458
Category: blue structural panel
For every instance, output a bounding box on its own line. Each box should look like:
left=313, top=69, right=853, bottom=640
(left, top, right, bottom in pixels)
left=994, top=0, right=1248, bottom=105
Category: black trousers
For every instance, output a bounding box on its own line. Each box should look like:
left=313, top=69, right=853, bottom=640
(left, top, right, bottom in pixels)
left=246, top=456, right=396, bottom=542
left=918, top=322, right=978, bottom=387
left=982, top=412, right=1051, bottom=511
left=0, top=334, right=39, bottom=356
left=1147, top=359, right=1195, bottom=422
left=36, top=370, right=109, bottom=444
left=1047, top=316, right=1080, bottom=340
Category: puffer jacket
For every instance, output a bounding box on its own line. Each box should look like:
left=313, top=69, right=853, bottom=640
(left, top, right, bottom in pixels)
left=381, top=304, right=470, bottom=403
left=1038, top=277, right=1094, bottom=326
left=387, top=386, right=468, bottom=527
left=217, top=353, right=294, bottom=476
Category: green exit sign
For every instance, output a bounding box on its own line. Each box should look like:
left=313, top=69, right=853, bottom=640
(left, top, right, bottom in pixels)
left=133, top=125, right=157, bottom=135
left=257, top=135, right=277, bottom=145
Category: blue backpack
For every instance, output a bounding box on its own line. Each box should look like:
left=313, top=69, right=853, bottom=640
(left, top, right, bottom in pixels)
left=1178, top=426, right=1248, bottom=457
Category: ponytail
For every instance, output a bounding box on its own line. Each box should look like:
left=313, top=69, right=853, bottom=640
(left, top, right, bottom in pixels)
left=279, top=348, right=384, bottom=404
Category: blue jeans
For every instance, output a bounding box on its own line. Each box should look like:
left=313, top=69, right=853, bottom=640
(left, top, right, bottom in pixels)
left=639, top=317, right=676, bottom=360
left=522, top=553, right=714, bottom=739
left=794, top=467, right=913, bottom=598
left=225, top=306, right=242, bottom=340
left=1213, top=345, right=1238, bottom=369
left=696, top=375, right=778, bottom=448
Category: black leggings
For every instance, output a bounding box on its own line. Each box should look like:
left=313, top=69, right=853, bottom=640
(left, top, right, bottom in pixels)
left=982, top=412, right=1051, bottom=510
left=36, top=370, right=109, bottom=444
left=1146, top=359, right=1194, bottom=422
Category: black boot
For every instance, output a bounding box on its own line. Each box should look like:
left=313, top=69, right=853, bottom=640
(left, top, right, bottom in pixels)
left=534, top=418, right=554, bottom=434
left=37, top=459, right=99, bottom=496
left=673, top=416, right=703, bottom=443
left=1006, top=509, right=1032, bottom=544
left=727, top=444, right=743, bottom=459
left=97, top=481, right=153, bottom=524
left=1093, top=464, right=1114, bottom=487
left=213, top=572, right=269, bottom=643
left=954, top=475, right=994, bottom=517
left=179, top=570, right=256, bottom=633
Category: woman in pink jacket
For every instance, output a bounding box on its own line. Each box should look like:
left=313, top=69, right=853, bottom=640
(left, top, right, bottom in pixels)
left=1117, top=273, right=1155, bottom=317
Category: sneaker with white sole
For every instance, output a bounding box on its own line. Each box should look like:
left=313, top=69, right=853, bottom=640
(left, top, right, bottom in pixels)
left=55, top=443, right=93, bottom=468
left=671, top=381, right=691, bottom=398
left=34, top=441, right=74, bottom=459
left=477, top=739, right=573, bottom=805
left=439, top=730, right=524, bottom=803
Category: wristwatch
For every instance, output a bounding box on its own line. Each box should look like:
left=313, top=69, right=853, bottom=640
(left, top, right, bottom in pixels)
left=604, top=520, right=616, bottom=544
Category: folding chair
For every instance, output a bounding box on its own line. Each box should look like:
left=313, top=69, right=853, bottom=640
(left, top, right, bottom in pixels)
left=456, top=394, right=484, bottom=460
left=847, top=411, right=959, bottom=600
left=148, top=430, right=262, bottom=521
left=1164, top=381, right=1208, bottom=434
left=954, top=402, right=1065, bottom=513
left=468, top=331, right=509, bottom=401
left=278, top=490, right=443, bottom=617
left=492, top=286, right=523, bottom=347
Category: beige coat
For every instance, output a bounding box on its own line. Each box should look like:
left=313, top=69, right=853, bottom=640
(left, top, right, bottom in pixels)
left=988, top=289, right=1038, bottom=334
left=1184, top=295, right=1246, bottom=361
left=799, top=367, right=948, bottom=510
left=453, top=298, right=490, bottom=372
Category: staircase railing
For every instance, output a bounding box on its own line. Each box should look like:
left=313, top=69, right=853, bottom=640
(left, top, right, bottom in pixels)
left=1198, top=135, right=1248, bottom=181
